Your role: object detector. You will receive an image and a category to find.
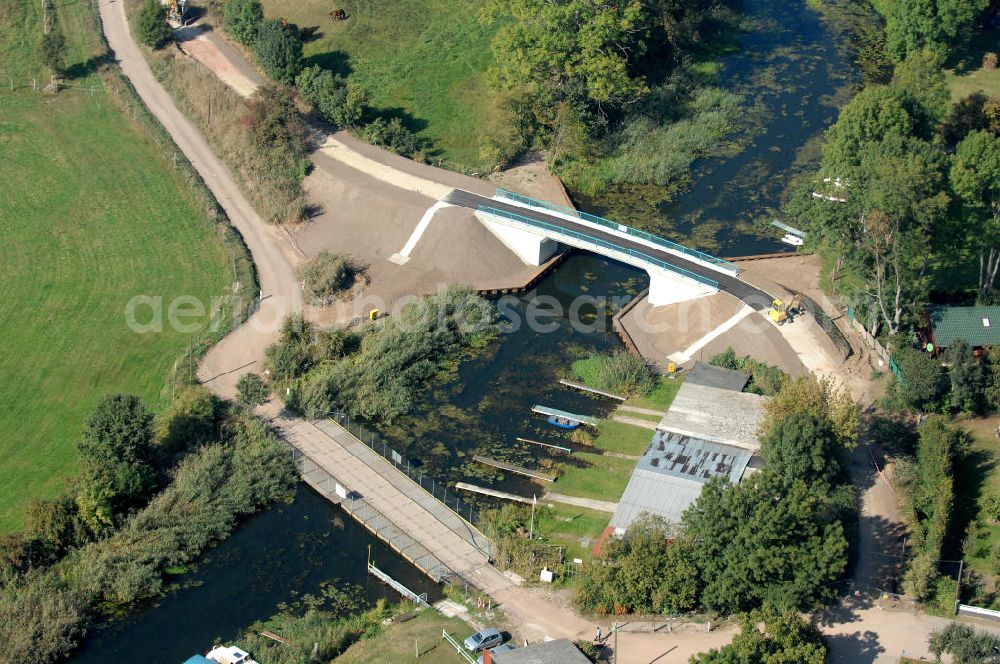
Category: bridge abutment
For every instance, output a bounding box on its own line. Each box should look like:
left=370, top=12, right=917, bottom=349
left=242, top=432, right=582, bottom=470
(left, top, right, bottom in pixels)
left=478, top=214, right=559, bottom=266
left=647, top=267, right=719, bottom=307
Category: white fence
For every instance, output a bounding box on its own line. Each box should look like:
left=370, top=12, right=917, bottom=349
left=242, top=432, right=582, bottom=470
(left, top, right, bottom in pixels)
left=957, top=603, right=1000, bottom=622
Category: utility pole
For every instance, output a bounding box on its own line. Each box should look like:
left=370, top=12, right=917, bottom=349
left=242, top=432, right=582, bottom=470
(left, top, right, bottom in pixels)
left=954, top=560, right=964, bottom=614
left=612, top=620, right=618, bottom=664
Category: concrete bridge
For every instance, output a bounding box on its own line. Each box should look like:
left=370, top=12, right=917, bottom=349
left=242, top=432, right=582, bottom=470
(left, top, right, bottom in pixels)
left=444, top=189, right=772, bottom=309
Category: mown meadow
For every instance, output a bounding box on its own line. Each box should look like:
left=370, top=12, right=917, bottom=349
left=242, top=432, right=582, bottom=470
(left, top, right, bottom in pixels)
left=0, top=0, right=234, bottom=530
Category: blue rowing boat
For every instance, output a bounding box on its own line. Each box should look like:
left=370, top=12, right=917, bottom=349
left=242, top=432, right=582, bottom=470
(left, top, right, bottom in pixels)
left=547, top=416, right=579, bottom=430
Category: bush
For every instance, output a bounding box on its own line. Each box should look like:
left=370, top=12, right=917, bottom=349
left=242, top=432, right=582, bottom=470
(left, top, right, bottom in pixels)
left=710, top=348, right=788, bottom=396
left=254, top=19, right=303, bottom=85
left=155, top=386, right=220, bottom=456
left=984, top=52, right=998, bottom=71
left=224, top=0, right=263, bottom=47
left=136, top=0, right=173, bottom=49
left=236, top=372, right=269, bottom=406
left=930, top=623, right=1000, bottom=663
left=299, top=251, right=359, bottom=305
left=591, top=350, right=656, bottom=396
left=290, top=288, right=498, bottom=423
left=295, top=66, right=368, bottom=129
left=361, top=117, right=421, bottom=157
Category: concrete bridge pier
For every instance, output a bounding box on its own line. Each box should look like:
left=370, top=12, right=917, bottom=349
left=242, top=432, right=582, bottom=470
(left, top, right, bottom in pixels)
left=479, top=214, right=559, bottom=265
left=647, top=266, right=719, bottom=307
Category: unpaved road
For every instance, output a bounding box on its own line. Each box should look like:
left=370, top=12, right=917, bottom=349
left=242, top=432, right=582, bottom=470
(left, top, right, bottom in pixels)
left=99, top=0, right=302, bottom=398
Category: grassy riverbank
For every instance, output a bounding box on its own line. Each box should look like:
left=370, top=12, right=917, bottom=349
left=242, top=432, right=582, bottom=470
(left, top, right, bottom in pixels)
left=0, top=0, right=237, bottom=530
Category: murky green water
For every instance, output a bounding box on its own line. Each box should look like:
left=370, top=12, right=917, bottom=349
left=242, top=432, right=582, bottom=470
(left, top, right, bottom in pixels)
left=572, top=0, right=856, bottom=256
left=74, top=0, right=858, bottom=657
left=69, top=486, right=441, bottom=662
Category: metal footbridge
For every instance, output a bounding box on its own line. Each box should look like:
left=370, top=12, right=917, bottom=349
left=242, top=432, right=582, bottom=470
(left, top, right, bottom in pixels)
left=444, top=188, right=773, bottom=310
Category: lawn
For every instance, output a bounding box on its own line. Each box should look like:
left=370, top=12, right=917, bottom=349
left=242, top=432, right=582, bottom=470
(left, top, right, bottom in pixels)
left=555, top=452, right=636, bottom=503
left=0, top=0, right=231, bottom=530
left=945, top=67, right=1000, bottom=101
left=534, top=503, right=611, bottom=562
left=957, top=420, right=1000, bottom=578
left=260, top=0, right=499, bottom=171
left=592, top=420, right=654, bottom=456
left=332, top=610, right=473, bottom=664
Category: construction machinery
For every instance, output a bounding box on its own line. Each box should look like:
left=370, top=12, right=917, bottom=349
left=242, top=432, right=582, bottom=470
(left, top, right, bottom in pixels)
left=768, top=294, right=802, bottom=324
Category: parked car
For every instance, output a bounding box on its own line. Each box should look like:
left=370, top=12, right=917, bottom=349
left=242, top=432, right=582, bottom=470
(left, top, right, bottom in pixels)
left=464, top=627, right=503, bottom=652
left=477, top=643, right=515, bottom=663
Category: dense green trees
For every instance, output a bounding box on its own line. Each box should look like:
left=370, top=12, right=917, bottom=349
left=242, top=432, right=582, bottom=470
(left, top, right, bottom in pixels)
left=75, top=395, right=157, bottom=535
left=224, top=0, right=263, bottom=47
left=361, top=117, right=423, bottom=158
left=929, top=623, right=1000, bottom=663
left=873, top=0, right=989, bottom=61
left=136, top=0, right=173, bottom=50
left=253, top=19, right=303, bottom=85
left=296, top=66, right=368, bottom=129
left=760, top=414, right=841, bottom=489
left=236, top=373, right=269, bottom=407
left=480, top=0, right=740, bottom=187
left=692, top=609, right=827, bottom=663
left=683, top=472, right=849, bottom=614
left=899, top=416, right=960, bottom=599
left=40, top=12, right=66, bottom=83
left=577, top=516, right=698, bottom=615
left=951, top=129, right=1000, bottom=298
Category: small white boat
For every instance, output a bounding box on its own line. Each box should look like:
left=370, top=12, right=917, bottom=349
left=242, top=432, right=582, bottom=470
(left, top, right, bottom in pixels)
left=193, top=646, right=259, bottom=664
left=780, top=233, right=804, bottom=246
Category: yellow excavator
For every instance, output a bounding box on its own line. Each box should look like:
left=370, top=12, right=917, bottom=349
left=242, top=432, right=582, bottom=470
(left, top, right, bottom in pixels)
left=768, top=294, right=802, bottom=324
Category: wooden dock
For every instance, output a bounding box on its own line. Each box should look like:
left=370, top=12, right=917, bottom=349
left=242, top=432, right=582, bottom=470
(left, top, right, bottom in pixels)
left=532, top=405, right=600, bottom=427
left=517, top=437, right=572, bottom=454
left=473, top=455, right=556, bottom=482
left=456, top=482, right=535, bottom=504
left=559, top=379, right=626, bottom=401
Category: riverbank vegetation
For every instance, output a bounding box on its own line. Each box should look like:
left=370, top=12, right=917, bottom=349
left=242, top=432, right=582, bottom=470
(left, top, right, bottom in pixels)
left=0, top=393, right=297, bottom=662
left=0, top=0, right=254, bottom=532
left=267, top=288, right=499, bottom=423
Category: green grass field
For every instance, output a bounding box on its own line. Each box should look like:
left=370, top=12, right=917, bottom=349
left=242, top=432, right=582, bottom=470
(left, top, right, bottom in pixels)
left=555, top=452, right=635, bottom=503
left=0, top=0, right=230, bottom=530
left=946, top=67, right=1000, bottom=102
left=332, top=610, right=472, bottom=664
left=259, top=0, right=498, bottom=170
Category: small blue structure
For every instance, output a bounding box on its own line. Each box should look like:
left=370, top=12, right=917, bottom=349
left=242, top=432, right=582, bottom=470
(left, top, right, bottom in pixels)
left=183, top=656, right=213, bottom=664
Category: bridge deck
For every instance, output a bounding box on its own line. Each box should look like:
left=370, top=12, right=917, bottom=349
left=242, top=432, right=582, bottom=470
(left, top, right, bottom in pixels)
left=272, top=413, right=512, bottom=595
left=445, top=189, right=773, bottom=310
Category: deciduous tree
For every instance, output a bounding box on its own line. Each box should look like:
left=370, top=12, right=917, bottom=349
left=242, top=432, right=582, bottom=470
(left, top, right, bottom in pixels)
left=951, top=130, right=1000, bottom=299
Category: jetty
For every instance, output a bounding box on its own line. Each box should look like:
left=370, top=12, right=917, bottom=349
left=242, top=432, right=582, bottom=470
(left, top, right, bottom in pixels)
left=473, top=455, right=556, bottom=482
left=558, top=379, right=626, bottom=401
left=516, top=437, right=572, bottom=454
left=456, top=482, right=535, bottom=504
left=531, top=405, right=600, bottom=427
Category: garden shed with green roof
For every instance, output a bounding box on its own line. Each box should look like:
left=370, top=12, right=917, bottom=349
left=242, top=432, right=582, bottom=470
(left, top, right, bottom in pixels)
left=929, top=306, right=1000, bottom=351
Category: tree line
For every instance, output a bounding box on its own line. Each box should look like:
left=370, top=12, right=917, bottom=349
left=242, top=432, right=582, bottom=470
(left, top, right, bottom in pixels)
left=0, top=391, right=297, bottom=662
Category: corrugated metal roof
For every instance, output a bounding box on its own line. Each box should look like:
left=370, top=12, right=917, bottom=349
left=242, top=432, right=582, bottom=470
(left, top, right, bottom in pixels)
left=657, top=382, right=766, bottom=450
left=684, top=361, right=750, bottom=392
left=494, top=639, right=592, bottom=664
left=609, top=432, right=752, bottom=532
left=930, top=306, right=1000, bottom=348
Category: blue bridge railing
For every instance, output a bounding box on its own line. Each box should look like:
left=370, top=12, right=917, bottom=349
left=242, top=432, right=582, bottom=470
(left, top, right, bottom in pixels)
left=477, top=205, right=720, bottom=289
left=494, top=188, right=738, bottom=275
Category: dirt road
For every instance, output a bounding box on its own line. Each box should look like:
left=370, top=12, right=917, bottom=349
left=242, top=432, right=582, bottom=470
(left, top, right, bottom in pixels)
left=98, top=0, right=303, bottom=398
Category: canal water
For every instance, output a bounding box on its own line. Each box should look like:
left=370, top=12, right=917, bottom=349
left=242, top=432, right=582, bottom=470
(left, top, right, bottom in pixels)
left=573, top=0, right=856, bottom=256
left=69, top=486, right=442, bottom=662
left=73, top=0, right=857, bottom=658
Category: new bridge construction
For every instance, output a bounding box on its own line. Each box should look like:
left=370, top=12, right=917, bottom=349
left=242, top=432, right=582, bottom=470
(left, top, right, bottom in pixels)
left=444, top=189, right=774, bottom=310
